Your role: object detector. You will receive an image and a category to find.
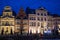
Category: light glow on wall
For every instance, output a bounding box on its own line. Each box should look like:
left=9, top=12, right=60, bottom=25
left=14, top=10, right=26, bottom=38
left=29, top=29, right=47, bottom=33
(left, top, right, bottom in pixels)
left=58, top=25, right=60, bottom=28
left=44, top=30, right=52, bottom=34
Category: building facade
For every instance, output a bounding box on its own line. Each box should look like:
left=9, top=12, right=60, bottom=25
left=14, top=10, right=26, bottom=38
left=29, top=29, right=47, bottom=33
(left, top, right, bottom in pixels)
left=0, top=6, right=60, bottom=35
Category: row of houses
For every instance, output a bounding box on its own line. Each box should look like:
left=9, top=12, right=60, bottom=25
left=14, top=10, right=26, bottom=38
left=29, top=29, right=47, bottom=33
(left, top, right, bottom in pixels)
left=0, top=6, right=60, bottom=35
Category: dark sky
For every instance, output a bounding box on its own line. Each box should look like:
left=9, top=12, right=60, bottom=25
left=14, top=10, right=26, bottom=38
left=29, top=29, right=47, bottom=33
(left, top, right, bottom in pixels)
left=0, top=0, right=60, bottom=15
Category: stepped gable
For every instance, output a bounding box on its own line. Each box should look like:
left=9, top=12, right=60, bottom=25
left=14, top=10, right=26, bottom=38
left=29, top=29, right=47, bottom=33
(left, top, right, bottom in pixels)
left=16, top=7, right=26, bottom=19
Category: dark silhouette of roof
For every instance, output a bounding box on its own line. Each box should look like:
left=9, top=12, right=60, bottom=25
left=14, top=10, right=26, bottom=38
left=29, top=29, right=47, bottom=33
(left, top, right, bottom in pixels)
left=52, top=14, right=60, bottom=17
left=47, top=12, right=60, bottom=17
left=38, top=6, right=47, bottom=11
left=26, top=7, right=35, bottom=14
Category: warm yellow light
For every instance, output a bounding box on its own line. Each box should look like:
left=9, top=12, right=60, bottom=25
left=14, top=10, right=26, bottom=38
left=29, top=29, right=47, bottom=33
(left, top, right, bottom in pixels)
left=33, top=29, right=36, bottom=33
left=58, top=25, right=60, bottom=28
left=43, top=22, right=47, bottom=27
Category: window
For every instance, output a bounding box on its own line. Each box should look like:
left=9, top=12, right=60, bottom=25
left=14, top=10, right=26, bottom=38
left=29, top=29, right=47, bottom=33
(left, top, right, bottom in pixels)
left=5, top=21, right=10, bottom=26
left=37, top=17, right=40, bottom=21
left=30, top=17, right=36, bottom=20
left=37, top=13, right=40, bottom=15
left=44, top=18, right=46, bottom=21
left=30, top=22, right=36, bottom=26
left=41, top=23, right=43, bottom=28
left=31, top=17, right=33, bottom=20
left=34, top=17, right=36, bottom=20
left=47, top=23, right=49, bottom=27
left=2, top=21, right=5, bottom=25
left=41, top=17, right=43, bottom=21
left=41, top=25, right=43, bottom=28
left=44, top=13, right=46, bottom=16
left=10, top=22, right=13, bottom=25
left=30, top=22, right=32, bottom=26
left=30, top=17, right=31, bottom=20
left=33, top=22, right=36, bottom=26
left=41, top=13, right=43, bottom=16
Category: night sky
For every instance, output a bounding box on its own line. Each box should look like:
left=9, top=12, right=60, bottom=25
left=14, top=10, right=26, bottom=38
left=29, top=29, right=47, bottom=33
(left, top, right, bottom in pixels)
left=0, top=0, right=60, bottom=15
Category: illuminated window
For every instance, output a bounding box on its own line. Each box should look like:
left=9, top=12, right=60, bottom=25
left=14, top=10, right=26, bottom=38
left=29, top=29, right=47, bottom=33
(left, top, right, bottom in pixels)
left=41, top=23, right=43, bottom=28
left=30, top=22, right=36, bottom=26
left=5, top=21, right=10, bottom=26
left=30, top=22, right=32, bottom=26
left=2, top=21, right=5, bottom=25
left=23, top=22, right=27, bottom=24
